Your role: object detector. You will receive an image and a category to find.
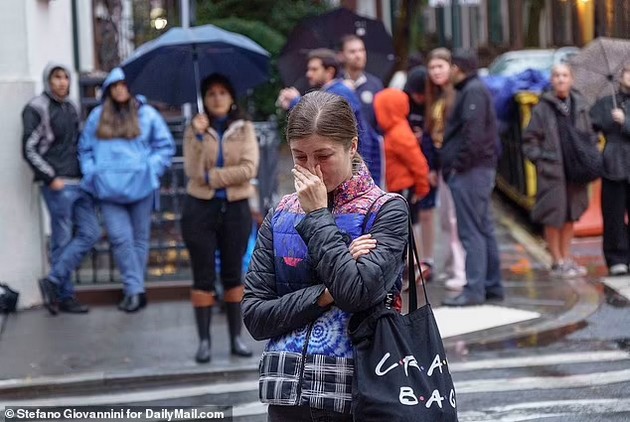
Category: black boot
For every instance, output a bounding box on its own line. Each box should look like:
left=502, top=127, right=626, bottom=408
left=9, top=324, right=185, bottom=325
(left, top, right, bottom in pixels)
left=120, top=293, right=147, bottom=313
left=194, top=306, right=212, bottom=363
left=225, top=302, right=252, bottom=357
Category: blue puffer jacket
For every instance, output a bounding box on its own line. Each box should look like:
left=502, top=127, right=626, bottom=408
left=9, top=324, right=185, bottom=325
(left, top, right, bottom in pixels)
left=79, top=68, right=175, bottom=204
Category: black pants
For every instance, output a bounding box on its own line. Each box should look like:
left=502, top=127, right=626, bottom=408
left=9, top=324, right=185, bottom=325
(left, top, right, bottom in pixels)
left=267, top=405, right=352, bottom=422
left=181, top=195, right=252, bottom=292
left=601, top=178, right=630, bottom=267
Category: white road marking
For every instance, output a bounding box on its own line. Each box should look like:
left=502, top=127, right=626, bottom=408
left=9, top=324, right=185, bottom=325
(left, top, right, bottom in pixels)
left=455, top=368, right=630, bottom=394
left=449, top=350, right=630, bottom=372
left=433, top=305, right=541, bottom=338
left=601, top=276, right=630, bottom=300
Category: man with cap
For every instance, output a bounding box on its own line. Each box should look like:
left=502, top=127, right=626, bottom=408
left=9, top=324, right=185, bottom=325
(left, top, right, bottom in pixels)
left=439, top=50, right=503, bottom=307
left=22, top=63, right=101, bottom=315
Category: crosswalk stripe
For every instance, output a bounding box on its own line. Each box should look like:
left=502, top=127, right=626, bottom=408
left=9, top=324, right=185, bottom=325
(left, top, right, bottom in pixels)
left=454, top=368, right=630, bottom=394
left=233, top=402, right=268, bottom=418
left=458, top=398, right=630, bottom=422
left=433, top=305, right=541, bottom=338
left=230, top=398, right=630, bottom=420
left=601, top=276, right=630, bottom=300
left=449, top=350, right=630, bottom=372
left=0, top=380, right=257, bottom=407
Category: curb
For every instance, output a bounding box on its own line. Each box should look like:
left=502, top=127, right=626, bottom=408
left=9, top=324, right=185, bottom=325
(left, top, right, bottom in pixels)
left=442, top=201, right=603, bottom=351
left=0, top=361, right=259, bottom=398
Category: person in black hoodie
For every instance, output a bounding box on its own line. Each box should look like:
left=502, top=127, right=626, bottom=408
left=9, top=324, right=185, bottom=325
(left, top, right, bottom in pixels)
left=440, top=50, right=503, bottom=307
left=22, top=63, right=100, bottom=315
left=590, top=63, right=630, bottom=276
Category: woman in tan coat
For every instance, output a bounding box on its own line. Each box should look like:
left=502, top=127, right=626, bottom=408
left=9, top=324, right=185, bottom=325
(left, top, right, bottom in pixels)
left=182, top=73, right=259, bottom=363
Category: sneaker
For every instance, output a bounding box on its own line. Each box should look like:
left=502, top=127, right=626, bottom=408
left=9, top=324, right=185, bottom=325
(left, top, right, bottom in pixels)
left=566, top=259, right=587, bottom=277
left=551, top=262, right=579, bottom=279
left=59, top=297, right=89, bottom=314
left=38, top=278, right=59, bottom=315
left=550, top=262, right=564, bottom=278
left=445, top=278, right=467, bottom=291
left=417, top=262, right=433, bottom=284
left=609, top=263, right=629, bottom=276
left=435, top=272, right=451, bottom=283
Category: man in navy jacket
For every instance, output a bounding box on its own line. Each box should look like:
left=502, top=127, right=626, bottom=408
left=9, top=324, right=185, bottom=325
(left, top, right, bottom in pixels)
left=440, top=50, right=503, bottom=307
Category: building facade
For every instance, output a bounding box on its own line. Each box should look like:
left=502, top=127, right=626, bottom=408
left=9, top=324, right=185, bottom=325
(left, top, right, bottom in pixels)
left=426, top=0, right=628, bottom=54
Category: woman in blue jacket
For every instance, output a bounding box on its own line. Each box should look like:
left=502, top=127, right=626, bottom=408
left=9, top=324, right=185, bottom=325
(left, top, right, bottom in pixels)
left=79, top=68, right=175, bottom=312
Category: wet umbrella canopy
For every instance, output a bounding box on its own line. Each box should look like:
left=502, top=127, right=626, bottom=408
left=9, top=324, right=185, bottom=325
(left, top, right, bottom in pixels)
left=278, top=8, right=395, bottom=92
left=121, top=24, right=270, bottom=111
left=571, top=37, right=630, bottom=107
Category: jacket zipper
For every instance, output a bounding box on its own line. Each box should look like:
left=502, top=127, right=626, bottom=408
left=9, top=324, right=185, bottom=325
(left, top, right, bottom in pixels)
left=295, top=322, right=315, bottom=405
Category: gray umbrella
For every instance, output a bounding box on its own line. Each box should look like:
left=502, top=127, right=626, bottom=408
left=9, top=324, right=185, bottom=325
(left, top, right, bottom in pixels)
left=570, top=37, right=630, bottom=108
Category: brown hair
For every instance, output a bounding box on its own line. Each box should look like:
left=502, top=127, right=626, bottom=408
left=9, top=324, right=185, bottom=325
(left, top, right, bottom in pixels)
left=425, top=48, right=455, bottom=137
left=287, top=91, right=362, bottom=171
left=307, top=48, right=340, bottom=78
left=96, top=96, right=141, bottom=140
left=339, top=34, right=364, bottom=51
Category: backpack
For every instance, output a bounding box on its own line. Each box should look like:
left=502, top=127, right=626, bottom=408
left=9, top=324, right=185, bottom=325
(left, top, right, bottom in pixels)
left=0, top=283, right=19, bottom=313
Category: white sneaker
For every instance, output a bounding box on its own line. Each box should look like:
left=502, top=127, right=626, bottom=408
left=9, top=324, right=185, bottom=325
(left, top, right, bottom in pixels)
left=550, top=262, right=579, bottom=279
left=566, top=259, right=587, bottom=277
left=609, top=263, right=629, bottom=276
left=445, top=278, right=467, bottom=291
left=435, top=272, right=451, bottom=283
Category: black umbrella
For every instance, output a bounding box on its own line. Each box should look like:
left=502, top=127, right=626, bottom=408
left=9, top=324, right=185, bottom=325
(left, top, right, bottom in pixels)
left=278, top=8, right=395, bottom=92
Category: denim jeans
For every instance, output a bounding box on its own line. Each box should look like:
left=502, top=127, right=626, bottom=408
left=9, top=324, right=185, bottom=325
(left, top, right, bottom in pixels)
left=100, top=194, right=154, bottom=295
left=41, top=185, right=100, bottom=300
left=267, top=405, right=352, bottom=422
left=447, top=167, right=503, bottom=301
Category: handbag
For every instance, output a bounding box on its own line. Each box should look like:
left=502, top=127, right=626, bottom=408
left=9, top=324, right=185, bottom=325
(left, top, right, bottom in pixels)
left=349, top=200, right=458, bottom=421
left=0, top=282, right=19, bottom=313
left=560, top=118, right=602, bottom=185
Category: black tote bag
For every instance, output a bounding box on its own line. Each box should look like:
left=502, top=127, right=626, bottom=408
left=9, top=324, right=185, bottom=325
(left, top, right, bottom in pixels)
left=561, top=125, right=602, bottom=184
left=349, top=202, right=458, bottom=422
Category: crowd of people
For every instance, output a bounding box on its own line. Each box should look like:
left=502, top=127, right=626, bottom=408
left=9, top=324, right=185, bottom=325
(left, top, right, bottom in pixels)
left=21, top=32, right=630, bottom=421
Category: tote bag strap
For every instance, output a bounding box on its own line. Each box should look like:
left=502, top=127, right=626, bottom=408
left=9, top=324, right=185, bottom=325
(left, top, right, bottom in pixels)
left=359, top=193, right=429, bottom=312
left=404, top=198, right=429, bottom=312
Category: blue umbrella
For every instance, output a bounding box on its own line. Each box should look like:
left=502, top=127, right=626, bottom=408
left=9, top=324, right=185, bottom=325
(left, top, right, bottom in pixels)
left=121, top=24, right=270, bottom=111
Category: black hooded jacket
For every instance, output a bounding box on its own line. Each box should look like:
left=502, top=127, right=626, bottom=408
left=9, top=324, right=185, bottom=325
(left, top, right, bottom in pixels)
left=440, top=74, right=498, bottom=177
left=22, top=63, right=81, bottom=184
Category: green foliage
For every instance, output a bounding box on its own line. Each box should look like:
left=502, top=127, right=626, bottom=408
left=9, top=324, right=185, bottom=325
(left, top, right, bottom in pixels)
left=202, top=17, right=285, bottom=55
left=195, top=0, right=331, bottom=120
left=196, top=0, right=329, bottom=38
